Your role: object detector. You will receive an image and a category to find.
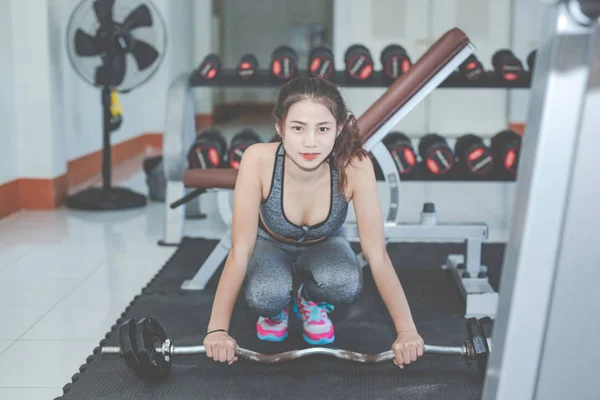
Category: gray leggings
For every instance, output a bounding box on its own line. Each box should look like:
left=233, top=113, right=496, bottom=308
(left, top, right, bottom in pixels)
left=243, top=229, right=363, bottom=318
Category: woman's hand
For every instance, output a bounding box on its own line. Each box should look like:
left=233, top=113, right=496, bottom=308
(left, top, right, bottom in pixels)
left=391, top=329, right=425, bottom=368
left=203, top=331, right=238, bottom=365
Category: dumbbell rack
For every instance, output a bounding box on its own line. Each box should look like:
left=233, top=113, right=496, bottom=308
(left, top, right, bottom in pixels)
left=190, top=67, right=530, bottom=183
left=189, top=69, right=532, bottom=89
left=162, top=42, right=534, bottom=320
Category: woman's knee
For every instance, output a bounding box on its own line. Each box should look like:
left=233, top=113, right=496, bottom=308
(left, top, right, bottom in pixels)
left=244, top=279, right=291, bottom=317
left=306, top=262, right=363, bottom=304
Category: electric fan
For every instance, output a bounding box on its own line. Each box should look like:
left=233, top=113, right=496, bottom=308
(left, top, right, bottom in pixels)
left=65, top=0, right=166, bottom=210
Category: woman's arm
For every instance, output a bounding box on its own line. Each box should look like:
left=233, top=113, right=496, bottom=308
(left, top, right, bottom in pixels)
left=349, top=156, right=417, bottom=334
left=206, top=144, right=264, bottom=333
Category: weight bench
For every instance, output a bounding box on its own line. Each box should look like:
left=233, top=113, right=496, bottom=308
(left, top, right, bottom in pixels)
left=161, top=28, right=498, bottom=319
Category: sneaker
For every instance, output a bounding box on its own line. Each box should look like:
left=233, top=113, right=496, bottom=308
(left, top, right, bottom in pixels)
left=293, top=284, right=335, bottom=345
left=256, top=306, right=289, bottom=342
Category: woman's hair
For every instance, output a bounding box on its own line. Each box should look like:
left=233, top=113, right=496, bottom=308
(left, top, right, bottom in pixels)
left=272, top=77, right=368, bottom=193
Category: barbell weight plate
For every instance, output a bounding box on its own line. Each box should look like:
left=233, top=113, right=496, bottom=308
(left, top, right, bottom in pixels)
left=466, top=317, right=489, bottom=381
left=135, top=317, right=172, bottom=381
left=118, top=318, right=146, bottom=378
left=478, top=317, right=493, bottom=354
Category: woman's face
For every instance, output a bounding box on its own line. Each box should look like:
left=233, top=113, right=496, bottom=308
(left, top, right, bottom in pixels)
left=276, top=98, right=341, bottom=171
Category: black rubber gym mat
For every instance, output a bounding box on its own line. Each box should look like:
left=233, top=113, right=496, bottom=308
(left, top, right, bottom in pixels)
left=56, top=238, right=505, bottom=400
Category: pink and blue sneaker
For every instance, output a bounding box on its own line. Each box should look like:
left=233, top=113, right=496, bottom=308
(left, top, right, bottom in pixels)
left=293, top=284, right=335, bottom=345
left=256, top=306, right=289, bottom=342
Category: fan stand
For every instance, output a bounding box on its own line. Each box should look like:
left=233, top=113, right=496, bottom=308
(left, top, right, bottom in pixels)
left=65, top=87, right=147, bottom=211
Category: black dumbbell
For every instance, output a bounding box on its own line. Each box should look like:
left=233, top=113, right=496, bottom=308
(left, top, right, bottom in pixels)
left=418, top=134, right=455, bottom=175
left=383, top=132, right=417, bottom=176
left=459, top=54, right=485, bottom=81
left=195, top=54, right=221, bottom=80
left=455, top=134, right=494, bottom=176
left=344, top=44, right=374, bottom=81
left=491, top=129, right=521, bottom=177
left=228, top=128, right=262, bottom=169
left=492, top=49, right=524, bottom=82
left=271, top=46, right=298, bottom=81
left=187, top=129, right=227, bottom=169
left=380, top=44, right=412, bottom=81
left=527, top=49, right=536, bottom=72
left=236, top=53, right=259, bottom=81
left=309, top=45, right=335, bottom=80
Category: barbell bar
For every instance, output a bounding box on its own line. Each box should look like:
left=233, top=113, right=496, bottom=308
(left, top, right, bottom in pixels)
left=101, top=316, right=492, bottom=381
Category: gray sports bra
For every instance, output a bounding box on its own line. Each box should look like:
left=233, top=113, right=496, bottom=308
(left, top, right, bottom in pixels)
left=259, top=143, right=348, bottom=243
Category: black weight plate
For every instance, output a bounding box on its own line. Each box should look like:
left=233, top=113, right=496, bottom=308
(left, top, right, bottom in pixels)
left=135, top=317, right=171, bottom=381
left=466, top=317, right=489, bottom=381
left=478, top=317, right=493, bottom=353
left=118, top=318, right=145, bottom=378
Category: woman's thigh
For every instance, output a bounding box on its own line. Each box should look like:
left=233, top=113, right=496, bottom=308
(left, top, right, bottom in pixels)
left=295, top=236, right=363, bottom=304
left=243, top=236, right=295, bottom=317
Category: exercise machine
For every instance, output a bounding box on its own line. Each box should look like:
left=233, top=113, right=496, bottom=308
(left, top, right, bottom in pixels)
left=483, top=0, right=600, bottom=398
left=161, top=28, right=498, bottom=319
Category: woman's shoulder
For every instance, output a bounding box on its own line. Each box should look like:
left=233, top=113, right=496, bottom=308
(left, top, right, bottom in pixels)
left=344, top=153, right=374, bottom=178
left=238, top=141, right=280, bottom=172
left=240, top=141, right=279, bottom=161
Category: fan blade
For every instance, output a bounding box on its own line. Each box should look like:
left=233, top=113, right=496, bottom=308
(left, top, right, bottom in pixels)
left=75, top=29, right=101, bottom=56
left=124, top=5, right=153, bottom=30
left=93, top=0, right=115, bottom=25
left=111, top=54, right=127, bottom=87
left=131, top=40, right=159, bottom=70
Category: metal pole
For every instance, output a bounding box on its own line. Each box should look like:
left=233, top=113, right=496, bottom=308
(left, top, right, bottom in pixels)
left=102, top=87, right=112, bottom=191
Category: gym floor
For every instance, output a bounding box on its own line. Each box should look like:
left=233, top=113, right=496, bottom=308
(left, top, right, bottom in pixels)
left=0, top=157, right=229, bottom=400
left=0, top=120, right=509, bottom=399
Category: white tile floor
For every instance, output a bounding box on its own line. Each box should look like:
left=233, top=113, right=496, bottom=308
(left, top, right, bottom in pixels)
left=0, top=168, right=226, bottom=400
left=0, top=145, right=510, bottom=399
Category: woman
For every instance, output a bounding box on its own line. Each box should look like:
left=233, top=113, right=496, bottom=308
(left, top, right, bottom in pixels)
left=203, top=77, right=424, bottom=369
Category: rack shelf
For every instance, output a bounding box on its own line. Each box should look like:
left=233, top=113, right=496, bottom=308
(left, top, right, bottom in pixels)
left=189, top=70, right=532, bottom=89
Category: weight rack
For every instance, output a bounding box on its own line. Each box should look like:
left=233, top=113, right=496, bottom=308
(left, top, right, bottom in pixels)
left=189, top=69, right=532, bottom=89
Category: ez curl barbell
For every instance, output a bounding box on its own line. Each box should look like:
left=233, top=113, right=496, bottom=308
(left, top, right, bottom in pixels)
left=101, top=316, right=493, bottom=381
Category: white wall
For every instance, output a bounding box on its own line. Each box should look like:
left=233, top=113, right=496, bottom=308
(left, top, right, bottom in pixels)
left=429, top=0, right=512, bottom=137
left=0, top=0, right=209, bottom=187
left=51, top=0, right=201, bottom=162
left=334, top=0, right=513, bottom=138
left=0, top=1, right=17, bottom=184
left=220, top=0, right=332, bottom=104
left=507, top=0, right=544, bottom=123
left=193, top=0, right=214, bottom=114
left=12, top=0, right=65, bottom=179
left=333, top=1, right=430, bottom=135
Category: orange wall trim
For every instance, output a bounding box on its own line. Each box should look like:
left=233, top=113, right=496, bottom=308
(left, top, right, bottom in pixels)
left=0, top=180, right=20, bottom=219
left=0, top=132, right=163, bottom=219
left=195, top=113, right=213, bottom=129
left=508, top=122, right=526, bottom=135
left=67, top=132, right=162, bottom=186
